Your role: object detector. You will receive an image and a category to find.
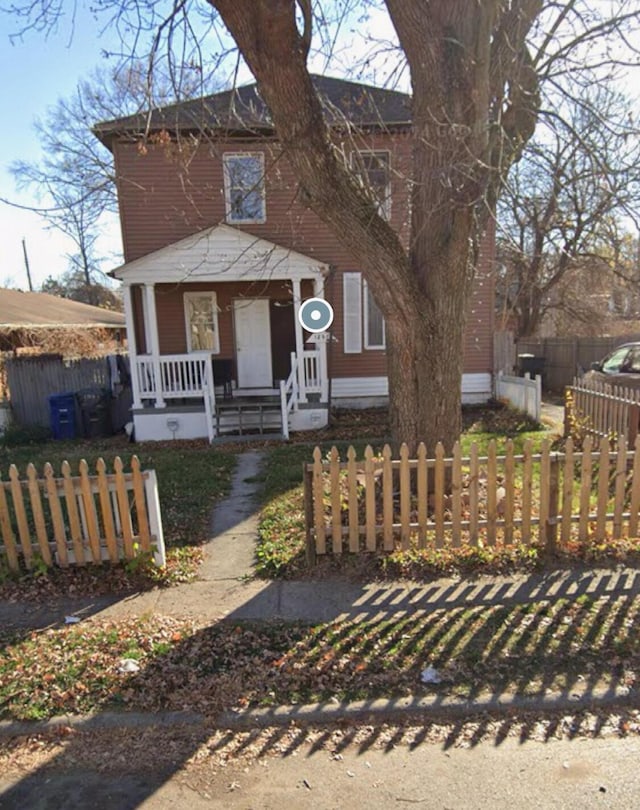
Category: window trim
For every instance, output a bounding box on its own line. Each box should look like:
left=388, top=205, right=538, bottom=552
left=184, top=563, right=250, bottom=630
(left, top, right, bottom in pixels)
left=183, top=291, right=220, bottom=354
left=351, top=149, right=392, bottom=220
left=363, top=279, right=386, bottom=350
left=222, top=152, right=266, bottom=224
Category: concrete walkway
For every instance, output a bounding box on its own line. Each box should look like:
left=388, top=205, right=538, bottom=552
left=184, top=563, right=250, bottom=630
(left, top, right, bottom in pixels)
left=540, top=400, right=564, bottom=433
left=200, top=450, right=263, bottom=582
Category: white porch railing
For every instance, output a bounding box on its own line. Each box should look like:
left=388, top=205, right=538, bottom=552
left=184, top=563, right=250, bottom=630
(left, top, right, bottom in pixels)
left=301, top=350, right=322, bottom=394
left=279, top=349, right=327, bottom=440
left=134, top=350, right=325, bottom=440
left=203, top=359, right=216, bottom=443
left=135, top=354, right=213, bottom=400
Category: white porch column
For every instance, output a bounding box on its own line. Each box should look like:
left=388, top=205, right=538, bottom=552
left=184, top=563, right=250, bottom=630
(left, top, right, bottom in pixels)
left=123, top=284, right=142, bottom=409
left=291, top=278, right=307, bottom=403
left=313, top=276, right=329, bottom=402
left=144, top=283, right=165, bottom=407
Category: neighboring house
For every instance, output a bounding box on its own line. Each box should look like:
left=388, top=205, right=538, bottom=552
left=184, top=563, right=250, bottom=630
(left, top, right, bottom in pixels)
left=94, top=76, right=495, bottom=441
left=0, top=287, right=125, bottom=352
left=0, top=289, right=130, bottom=432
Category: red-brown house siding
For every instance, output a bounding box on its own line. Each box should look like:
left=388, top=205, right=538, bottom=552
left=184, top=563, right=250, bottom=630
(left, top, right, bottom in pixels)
left=115, top=133, right=493, bottom=380
left=463, top=217, right=496, bottom=376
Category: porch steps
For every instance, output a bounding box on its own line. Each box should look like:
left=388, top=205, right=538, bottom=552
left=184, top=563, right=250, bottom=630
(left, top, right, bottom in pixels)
left=215, top=397, right=283, bottom=436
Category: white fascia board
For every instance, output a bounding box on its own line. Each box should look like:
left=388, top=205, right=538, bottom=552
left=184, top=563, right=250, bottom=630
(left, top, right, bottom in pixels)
left=112, top=224, right=327, bottom=284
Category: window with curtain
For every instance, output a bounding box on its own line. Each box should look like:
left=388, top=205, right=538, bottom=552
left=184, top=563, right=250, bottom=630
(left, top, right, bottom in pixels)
left=184, top=293, right=220, bottom=353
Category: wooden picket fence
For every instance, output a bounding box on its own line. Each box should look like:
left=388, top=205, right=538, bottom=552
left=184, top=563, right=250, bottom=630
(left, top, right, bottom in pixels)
left=303, top=438, right=640, bottom=561
left=0, top=456, right=165, bottom=572
left=567, top=379, right=640, bottom=444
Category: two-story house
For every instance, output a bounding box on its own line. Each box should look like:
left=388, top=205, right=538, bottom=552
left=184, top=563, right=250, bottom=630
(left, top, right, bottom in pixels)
left=95, top=75, right=495, bottom=441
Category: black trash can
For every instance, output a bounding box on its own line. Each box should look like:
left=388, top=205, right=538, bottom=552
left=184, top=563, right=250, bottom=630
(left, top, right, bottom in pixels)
left=518, top=353, right=545, bottom=378
left=48, top=392, right=77, bottom=440
left=77, top=388, right=113, bottom=438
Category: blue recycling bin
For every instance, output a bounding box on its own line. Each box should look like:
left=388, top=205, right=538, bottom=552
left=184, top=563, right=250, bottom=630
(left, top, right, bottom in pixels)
left=48, top=392, right=77, bottom=440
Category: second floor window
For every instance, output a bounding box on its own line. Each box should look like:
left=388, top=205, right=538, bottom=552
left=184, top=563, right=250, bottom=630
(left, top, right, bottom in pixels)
left=353, top=150, right=391, bottom=219
left=223, top=153, right=266, bottom=224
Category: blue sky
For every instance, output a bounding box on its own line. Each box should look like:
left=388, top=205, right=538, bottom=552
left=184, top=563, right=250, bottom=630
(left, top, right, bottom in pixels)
left=0, top=5, right=133, bottom=289
left=0, top=4, right=127, bottom=289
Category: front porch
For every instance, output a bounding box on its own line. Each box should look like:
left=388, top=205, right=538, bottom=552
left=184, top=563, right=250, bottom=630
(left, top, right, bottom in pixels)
left=128, top=349, right=329, bottom=441
left=114, top=224, right=331, bottom=441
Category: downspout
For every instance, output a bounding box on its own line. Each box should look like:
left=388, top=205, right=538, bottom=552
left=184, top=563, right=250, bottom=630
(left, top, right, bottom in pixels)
left=326, top=265, right=336, bottom=425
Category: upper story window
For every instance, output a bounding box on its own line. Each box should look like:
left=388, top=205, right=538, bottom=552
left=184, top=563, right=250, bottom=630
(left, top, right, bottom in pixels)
left=352, top=150, right=391, bottom=219
left=223, top=153, right=266, bottom=224
left=184, top=292, right=220, bottom=354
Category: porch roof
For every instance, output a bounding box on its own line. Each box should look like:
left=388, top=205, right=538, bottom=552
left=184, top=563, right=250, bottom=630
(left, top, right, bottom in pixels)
left=112, top=224, right=328, bottom=284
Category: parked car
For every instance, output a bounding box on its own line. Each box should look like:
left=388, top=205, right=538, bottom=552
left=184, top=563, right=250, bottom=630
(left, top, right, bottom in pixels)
left=581, top=342, right=640, bottom=389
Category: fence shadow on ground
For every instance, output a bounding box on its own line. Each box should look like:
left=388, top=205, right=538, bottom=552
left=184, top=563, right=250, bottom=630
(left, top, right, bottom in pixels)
left=2, top=568, right=640, bottom=806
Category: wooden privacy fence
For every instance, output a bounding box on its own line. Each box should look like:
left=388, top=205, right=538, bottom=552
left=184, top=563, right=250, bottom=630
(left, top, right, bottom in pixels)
left=303, top=438, right=640, bottom=561
left=518, top=335, right=640, bottom=391
left=0, top=456, right=165, bottom=572
left=493, top=330, right=516, bottom=376
left=567, top=379, right=640, bottom=444
left=4, top=353, right=132, bottom=430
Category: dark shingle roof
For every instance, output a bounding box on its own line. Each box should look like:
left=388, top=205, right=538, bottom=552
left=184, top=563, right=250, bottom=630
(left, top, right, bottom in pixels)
left=94, top=75, right=412, bottom=145
left=0, top=288, right=125, bottom=329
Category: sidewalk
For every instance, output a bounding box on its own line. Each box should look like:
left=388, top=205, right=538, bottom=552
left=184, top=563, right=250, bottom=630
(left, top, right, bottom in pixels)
left=6, top=565, right=640, bottom=630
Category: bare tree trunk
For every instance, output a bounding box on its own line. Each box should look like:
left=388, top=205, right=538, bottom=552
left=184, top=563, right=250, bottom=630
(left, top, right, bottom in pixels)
left=211, top=0, right=538, bottom=454
left=386, top=298, right=466, bottom=454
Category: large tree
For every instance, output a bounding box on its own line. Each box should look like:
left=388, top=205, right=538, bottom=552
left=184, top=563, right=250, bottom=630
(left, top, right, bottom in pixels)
left=497, top=86, right=640, bottom=337
left=40, top=270, right=123, bottom=310
left=7, top=0, right=640, bottom=452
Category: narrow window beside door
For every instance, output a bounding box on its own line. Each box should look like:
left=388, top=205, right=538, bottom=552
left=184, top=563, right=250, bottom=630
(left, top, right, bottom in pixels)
left=184, top=293, right=220, bottom=353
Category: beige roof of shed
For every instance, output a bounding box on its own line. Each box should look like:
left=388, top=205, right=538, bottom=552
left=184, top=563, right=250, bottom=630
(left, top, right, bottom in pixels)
left=0, top=288, right=125, bottom=329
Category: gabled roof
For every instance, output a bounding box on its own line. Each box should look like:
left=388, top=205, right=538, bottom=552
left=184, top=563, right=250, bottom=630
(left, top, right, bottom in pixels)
left=0, top=288, right=125, bottom=329
left=111, top=224, right=327, bottom=284
left=94, top=75, right=412, bottom=146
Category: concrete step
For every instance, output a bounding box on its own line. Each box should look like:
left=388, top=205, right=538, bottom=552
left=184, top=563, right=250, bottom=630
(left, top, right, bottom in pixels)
left=215, top=403, right=284, bottom=436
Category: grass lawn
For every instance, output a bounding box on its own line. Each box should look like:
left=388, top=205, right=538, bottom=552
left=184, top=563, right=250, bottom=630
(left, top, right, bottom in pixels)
left=255, top=403, right=640, bottom=579
left=255, top=404, right=550, bottom=578
left=0, top=436, right=236, bottom=595
left=1, top=592, right=637, bottom=720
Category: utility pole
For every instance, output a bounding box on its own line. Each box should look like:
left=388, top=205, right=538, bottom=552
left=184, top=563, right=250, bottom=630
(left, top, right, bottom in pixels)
left=21, top=238, right=34, bottom=292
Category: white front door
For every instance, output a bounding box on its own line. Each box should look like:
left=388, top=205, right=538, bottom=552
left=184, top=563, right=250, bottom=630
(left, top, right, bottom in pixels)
left=233, top=299, right=273, bottom=388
